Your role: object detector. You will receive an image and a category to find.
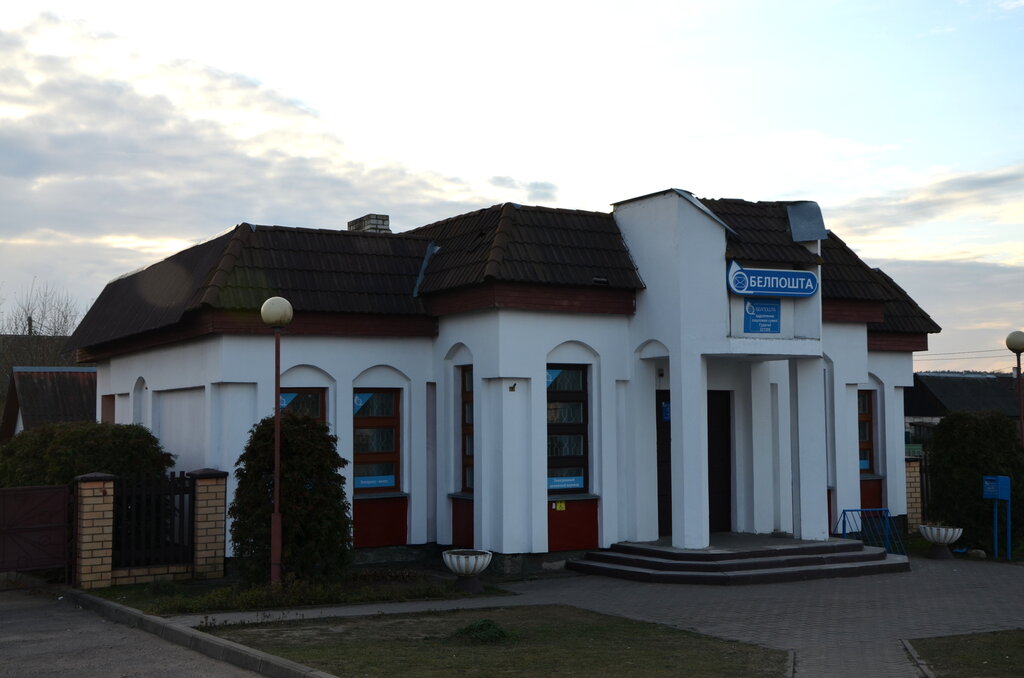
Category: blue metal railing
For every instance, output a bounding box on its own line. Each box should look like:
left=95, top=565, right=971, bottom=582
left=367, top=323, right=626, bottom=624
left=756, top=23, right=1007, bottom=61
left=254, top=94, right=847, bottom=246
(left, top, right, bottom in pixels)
left=835, top=508, right=906, bottom=555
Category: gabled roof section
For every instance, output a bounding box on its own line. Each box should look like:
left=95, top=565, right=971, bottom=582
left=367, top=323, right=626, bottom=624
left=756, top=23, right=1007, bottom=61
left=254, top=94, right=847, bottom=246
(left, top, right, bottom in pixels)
left=699, top=198, right=823, bottom=266
left=869, top=268, right=942, bottom=335
left=0, top=367, right=97, bottom=442
left=67, top=229, right=236, bottom=351
left=67, top=225, right=433, bottom=351
left=410, top=203, right=643, bottom=294
left=820, top=231, right=891, bottom=303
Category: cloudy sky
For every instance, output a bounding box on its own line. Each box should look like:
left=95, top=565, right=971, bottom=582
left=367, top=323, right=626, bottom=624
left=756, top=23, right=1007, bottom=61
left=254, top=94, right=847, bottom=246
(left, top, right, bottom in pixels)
left=1, top=1, right=1022, bottom=371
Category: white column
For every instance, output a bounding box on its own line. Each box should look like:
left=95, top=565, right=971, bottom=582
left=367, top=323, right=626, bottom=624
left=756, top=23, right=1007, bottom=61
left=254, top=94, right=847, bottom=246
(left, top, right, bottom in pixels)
left=883, top=385, right=908, bottom=516
left=673, top=352, right=708, bottom=549
left=790, top=358, right=829, bottom=541
left=750, top=362, right=774, bottom=533
left=629, top=361, right=659, bottom=542
left=833, top=383, right=862, bottom=518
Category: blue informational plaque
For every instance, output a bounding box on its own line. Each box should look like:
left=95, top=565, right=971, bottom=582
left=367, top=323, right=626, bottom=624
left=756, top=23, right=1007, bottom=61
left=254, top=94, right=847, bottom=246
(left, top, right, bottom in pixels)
left=983, top=475, right=1011, bottom=500
left=743, top=298, right=781, bottom=334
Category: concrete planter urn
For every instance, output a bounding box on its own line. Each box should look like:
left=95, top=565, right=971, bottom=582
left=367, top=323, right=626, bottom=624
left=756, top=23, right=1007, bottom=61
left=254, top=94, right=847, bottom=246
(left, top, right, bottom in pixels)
left=442, top=549, right=492, bottom=593
left=919, top=525, right=963, bottom=559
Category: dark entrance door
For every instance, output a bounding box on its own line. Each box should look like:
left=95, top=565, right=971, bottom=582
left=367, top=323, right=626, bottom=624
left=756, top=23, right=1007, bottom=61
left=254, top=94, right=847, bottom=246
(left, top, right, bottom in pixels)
left=707, top=390, right=732, bottom=532
left=655, top=389, right=672, bottom=536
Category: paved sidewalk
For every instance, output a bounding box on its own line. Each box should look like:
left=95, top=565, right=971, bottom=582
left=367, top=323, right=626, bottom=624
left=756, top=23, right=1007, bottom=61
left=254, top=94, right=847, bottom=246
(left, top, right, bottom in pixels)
left=170, top=556, right=1024, bottom=678
left=0, top=586, right=262, bottom=678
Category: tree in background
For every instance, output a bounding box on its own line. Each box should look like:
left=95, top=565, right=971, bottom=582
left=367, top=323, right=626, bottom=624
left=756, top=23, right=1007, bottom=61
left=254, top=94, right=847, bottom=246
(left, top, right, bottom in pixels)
left=927, top=410, right=1024, bottom=552
left=229, top=413, right=352, bottom=585
left=0, top=421, right=173, bottom=487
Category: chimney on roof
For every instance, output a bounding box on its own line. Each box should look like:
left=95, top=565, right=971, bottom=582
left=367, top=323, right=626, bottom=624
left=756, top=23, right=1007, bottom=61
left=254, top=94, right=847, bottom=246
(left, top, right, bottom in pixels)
left=347, top=214, right=391, bottom=233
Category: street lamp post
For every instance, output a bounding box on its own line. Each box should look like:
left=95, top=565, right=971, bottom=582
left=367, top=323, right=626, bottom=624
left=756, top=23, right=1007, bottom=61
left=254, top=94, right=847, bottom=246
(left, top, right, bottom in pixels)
left=1007, top=331, right=1024, bottom=448
left=261, top=296, right=293, bottom=586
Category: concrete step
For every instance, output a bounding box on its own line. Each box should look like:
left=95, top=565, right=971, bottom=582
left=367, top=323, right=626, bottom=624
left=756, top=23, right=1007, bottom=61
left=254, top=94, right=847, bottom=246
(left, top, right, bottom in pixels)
left=567, top=553, right=910, bottom=585
left=609, top=538, right=865, bottom=562
left=584, top=545, right=888, bottom=573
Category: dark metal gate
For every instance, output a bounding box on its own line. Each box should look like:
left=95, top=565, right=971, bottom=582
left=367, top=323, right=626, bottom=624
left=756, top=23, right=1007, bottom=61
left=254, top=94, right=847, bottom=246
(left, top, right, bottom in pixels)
left=0, top=485, right=70, bottom=573
left=113, top=472, right=194, bottom=568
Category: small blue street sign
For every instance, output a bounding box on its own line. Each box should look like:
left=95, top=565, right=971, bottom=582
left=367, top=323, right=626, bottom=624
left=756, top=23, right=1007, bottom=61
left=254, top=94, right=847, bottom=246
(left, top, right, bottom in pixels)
left=983, top=475, right=1010, bottom=500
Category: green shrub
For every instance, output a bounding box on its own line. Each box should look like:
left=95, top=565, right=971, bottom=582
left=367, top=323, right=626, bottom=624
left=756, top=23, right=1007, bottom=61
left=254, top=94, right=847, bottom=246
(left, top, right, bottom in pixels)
left=0, top=421, right=173, bottom=487
left=228, top=412, right=352, bottom=585
left=927, top=411, right=1024, bottom=551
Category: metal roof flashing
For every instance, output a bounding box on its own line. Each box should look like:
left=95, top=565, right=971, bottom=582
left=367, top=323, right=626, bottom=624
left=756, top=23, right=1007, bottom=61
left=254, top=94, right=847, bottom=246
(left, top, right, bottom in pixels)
left=786, top=202, right=827, bottom=242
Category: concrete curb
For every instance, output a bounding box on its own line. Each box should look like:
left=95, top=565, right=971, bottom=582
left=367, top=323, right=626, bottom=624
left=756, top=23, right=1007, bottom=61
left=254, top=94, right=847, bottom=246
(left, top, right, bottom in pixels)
left=900, top=639, right=937, bottom=678
left=65, top=587, right=337, bottom=678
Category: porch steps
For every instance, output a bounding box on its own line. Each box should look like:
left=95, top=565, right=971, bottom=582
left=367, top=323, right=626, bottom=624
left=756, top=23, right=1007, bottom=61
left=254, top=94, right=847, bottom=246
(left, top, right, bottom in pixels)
left=567, top=538, right=910, bottom=585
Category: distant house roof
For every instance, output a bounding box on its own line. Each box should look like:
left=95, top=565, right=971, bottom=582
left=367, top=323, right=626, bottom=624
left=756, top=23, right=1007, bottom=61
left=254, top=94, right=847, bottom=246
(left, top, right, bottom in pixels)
left=905, top=372, right=1018, bottom=418
left=0, top=367, right=97, bottom=442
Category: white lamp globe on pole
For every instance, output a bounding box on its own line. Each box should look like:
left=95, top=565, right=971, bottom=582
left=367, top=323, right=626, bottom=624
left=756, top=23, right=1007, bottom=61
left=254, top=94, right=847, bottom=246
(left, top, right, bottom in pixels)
left=261, top=296, right=293, bottom=586
left=1006, top=330, right=1024, bottom=448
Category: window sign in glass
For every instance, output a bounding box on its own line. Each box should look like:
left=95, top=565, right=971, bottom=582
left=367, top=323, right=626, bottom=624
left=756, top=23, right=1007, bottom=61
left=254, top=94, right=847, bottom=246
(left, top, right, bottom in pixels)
left=353, top=392, right=395, bottom=417
left=354, top=462, right=395, bottom=489
left=548, top=467, right=584, bottom=490
left=280, top=390, right=325, bottom=420
left=547, top=368, right=583, bottom=391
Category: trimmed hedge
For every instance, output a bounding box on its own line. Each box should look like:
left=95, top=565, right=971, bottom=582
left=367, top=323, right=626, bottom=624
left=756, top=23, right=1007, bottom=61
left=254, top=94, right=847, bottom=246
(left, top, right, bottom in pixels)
left=0, top=421, right=173, bottom=487
left=229, top=412, right=352, bottom=585
left=927, top=410, right=1024, bottom=551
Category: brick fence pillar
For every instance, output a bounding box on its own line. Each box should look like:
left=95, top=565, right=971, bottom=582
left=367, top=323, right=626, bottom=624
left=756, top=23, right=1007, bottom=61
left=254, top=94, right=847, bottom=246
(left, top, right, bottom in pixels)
left=905, top=457, right=923, bottom=532
left=188, top=468, right=229, bottom=579
left=74, top=472, right=116, bottom=590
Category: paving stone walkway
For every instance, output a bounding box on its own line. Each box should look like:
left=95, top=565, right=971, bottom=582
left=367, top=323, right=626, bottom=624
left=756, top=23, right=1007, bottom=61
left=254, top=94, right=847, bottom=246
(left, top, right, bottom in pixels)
left=498, top=557, right=1024, bottom=677
left=172, top=556, right=1024, bottom=677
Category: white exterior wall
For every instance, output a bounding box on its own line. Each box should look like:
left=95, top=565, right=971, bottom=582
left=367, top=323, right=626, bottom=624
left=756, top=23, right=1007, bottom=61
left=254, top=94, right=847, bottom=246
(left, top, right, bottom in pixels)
left=90, top=190, right=916, bottom=555
left=867, top=351, right=915, bottom=516
left=435, top=309, right=630, bottom=554
left=822, top=322, right=870, bottom=524
left=614, top=192, right=828, bottom=548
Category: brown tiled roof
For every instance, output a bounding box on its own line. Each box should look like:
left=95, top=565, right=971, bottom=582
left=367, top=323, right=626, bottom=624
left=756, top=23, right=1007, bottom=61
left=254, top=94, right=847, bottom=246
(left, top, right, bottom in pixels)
left=869, top=268, right=942, bottom=335
left=210, top=225, right=430, bottom=315
left=67, top=230, right=235, bottom=351
left=700, top=198, right=822, bottom=266
left=68, top=205, right=644, bottom=352
left=820, top=231, right=891, bottom=302
left=410, top=203, right=642, bottom=293
left=0, top=367, right=97, bottom=442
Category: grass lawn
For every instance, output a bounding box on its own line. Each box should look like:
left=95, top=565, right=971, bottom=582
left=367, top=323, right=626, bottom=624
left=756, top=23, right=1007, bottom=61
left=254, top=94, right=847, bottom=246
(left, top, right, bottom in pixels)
left=912, top=629, right=1024, bottom=677
left=89, top=568, right=495, bottom=615
left=207, top=604, right=788, bottom=677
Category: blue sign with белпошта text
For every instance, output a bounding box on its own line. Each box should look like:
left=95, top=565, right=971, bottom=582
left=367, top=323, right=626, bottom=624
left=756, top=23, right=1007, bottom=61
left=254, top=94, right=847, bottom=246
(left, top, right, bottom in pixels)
left=727, top=261, right=818, bottom=298
left=743, top=298, right=781, bottom=334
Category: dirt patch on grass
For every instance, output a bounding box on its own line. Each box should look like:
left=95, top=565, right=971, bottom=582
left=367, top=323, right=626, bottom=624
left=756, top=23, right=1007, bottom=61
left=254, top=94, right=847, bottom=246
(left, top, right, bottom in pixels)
left=208, top=604, right=788, bottom=677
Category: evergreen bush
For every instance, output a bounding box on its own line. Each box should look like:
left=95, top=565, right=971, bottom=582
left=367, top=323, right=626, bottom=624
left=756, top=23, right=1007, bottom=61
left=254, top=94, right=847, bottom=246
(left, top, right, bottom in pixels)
left=927, top=410, right=1024, bottom=551
left=229, top=412, right=352, bottom=585
left=0, top=421, right=173, bottom=486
